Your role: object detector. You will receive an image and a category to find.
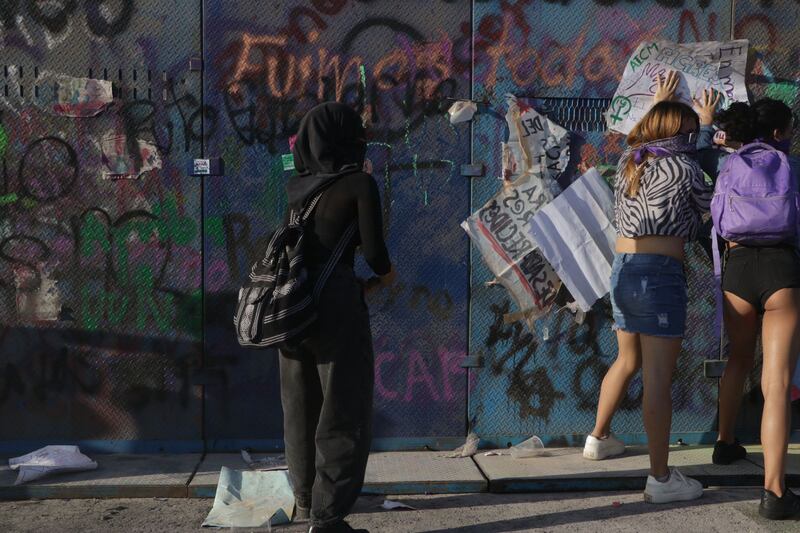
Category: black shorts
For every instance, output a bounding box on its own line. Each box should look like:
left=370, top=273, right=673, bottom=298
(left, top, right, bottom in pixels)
left=722, top=245, right=800, bottom=313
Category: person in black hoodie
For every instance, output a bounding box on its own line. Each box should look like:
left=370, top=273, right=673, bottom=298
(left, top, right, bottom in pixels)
left=280, top=102, right=393, bottom=533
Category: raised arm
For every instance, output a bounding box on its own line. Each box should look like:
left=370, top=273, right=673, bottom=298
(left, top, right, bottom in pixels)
left=356, top=174, right=392, bottom=276
left=693, top=88, right=723, bottom=180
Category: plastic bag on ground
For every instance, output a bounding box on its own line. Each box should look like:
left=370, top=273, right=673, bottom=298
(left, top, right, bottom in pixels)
left=9, top=445, right=98, bottom=485
left=445, top=432, right=480, bottom=458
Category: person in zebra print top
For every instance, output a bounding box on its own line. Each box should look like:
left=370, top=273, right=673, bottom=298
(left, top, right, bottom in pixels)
left=583, top=71, right=716, bottom=505
left=614, top=147, right=711, bottom=240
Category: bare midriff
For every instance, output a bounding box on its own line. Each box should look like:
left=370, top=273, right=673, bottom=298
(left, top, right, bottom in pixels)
left=615, top=235, right=685, bottom=262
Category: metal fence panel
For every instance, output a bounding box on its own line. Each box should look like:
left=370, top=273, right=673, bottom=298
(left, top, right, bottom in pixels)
left=469, top=0, right=732, bottom=445
left=2, top=0, right=798, bottom=452
left=201, top=0, right=471, bottom=446
left=0, top=0, right=203, bottom=449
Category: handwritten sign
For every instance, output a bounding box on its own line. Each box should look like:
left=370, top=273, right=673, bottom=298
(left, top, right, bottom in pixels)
left=503, top=95, right=570, bottom=185
left=463, top=98, right=572, bottom=323
left=462, top=172, right=562, bottom=323
left=607, top=39, right=749, bottom=134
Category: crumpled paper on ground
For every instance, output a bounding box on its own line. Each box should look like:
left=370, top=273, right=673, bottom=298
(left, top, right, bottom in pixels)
left=381, top=499, right=417, bottom=510
left=9, top=445, right=97, bottom=485
left=240, top=450, right=287, bottom=471
left=444, top=432, right=480, bottom=458
left=201, top=467, right=293, bottom=528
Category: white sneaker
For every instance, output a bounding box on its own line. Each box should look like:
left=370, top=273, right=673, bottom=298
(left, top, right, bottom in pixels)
left=644, top=467, right=703, bottom=504
left=583, top=434, right=625, bottom=460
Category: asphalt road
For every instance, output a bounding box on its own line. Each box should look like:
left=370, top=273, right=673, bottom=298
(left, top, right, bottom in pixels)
left=2, top=487, right=799, bottom=532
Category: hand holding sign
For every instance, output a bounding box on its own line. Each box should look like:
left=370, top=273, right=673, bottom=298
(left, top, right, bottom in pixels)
left=654, top=70, right=680, bottom=104
left=693, top=87, right=722, bottom=126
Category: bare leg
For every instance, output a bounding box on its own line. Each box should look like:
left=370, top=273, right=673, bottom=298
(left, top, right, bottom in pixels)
left=760, top=288, right=800, bottom=496
left=717, top=291, right=758, bottom=443
left=640, top=335, right=682, bottom=478
left=592, top=330, right=642, bottom=437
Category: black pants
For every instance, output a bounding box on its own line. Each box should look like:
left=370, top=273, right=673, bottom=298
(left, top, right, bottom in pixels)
left=278, top=265, right=374, bottom=528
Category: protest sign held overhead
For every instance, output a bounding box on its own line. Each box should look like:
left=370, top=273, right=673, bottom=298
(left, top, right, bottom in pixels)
left=607, top=39, right=749, bottom=135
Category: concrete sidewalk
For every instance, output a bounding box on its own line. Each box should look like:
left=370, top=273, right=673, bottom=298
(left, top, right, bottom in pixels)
left=2, top=445, right=798, bottom=500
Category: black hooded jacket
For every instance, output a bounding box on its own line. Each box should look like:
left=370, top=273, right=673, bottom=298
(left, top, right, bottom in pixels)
left=285, top=102, right=391, bottom=275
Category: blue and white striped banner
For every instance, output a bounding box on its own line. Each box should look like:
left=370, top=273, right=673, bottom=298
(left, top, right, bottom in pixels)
left=527, top=168, right=616, bottom=312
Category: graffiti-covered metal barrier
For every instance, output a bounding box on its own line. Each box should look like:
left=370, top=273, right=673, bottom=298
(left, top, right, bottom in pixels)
left=0, top=1, right=798, bottom=453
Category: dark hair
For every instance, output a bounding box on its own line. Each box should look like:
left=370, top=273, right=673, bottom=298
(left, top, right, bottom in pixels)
left=715, top=98, right=793, bottom=143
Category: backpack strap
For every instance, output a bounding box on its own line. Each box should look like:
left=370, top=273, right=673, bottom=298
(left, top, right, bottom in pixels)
left=312, top=222, right=357, bottom=301
left=712, top=228, right=726, bottom=362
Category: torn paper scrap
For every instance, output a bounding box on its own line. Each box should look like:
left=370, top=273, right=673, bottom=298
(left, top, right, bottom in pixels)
left=9, top=445, right=98, bottom=485
left=201, top=467, right=293, bottom=528
left=51, top=76, right=113, bottom=117
left=448, top=100, right=477, bottom=124
left=462, top=168, right=562, bottom=325
left=381, top=500, right=417, bottom=511
left=505, top=95, right=570, bottom=185
left=527, top=168, right=616, bottom=313
left=101, top=134, right=162, bottom=179
left=240, top=450, right=287, bottom=471
left=15, top=266, right=60, bottom=321
left=607, top=39, right=749, bottom=134
left=445, top=432, right=480, bottom=458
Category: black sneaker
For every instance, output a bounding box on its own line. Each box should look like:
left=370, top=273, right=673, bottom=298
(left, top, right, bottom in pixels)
left=308, top=521, right=368, bottom=533
left=759, top=488, right=800, bottom=520
left=712, top=440, right=747, bottom=465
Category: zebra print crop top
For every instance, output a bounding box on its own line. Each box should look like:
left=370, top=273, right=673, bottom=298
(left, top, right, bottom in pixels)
left=614, top=154, right=712, bottom=240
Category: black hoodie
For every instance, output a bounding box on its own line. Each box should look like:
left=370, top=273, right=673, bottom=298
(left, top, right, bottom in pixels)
left=285, top=102, right=391, bottom=275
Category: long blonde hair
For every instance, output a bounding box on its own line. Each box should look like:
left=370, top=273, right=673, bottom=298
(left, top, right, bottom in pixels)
left=623, top=101, right=698, bottom=196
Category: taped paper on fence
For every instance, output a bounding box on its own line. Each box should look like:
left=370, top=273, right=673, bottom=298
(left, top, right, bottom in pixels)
left=462, top=174, right=561, bottom=324
left=15, top=266, right=60, bottom=321
left=504, top=94, right=570, bottom=185
left=527, top=168, right=616, bottom=312
left=101, top=134, right=162, bottom=179
left=607, top=39, right=749, bottom=134
left=51, top=76, right=113, bottom=117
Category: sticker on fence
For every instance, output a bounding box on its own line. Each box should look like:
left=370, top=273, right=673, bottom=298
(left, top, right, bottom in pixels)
left=101, top=134, right=162, bottom=179
left=51, top=76, right=113, bottom=117
left=527, top=168, right=616, bottom=312
left=607, top=39, right=749, bottom=135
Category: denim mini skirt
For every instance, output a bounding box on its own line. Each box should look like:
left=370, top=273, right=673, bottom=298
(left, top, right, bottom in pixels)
left=610, top=253, right=687, bottom=338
